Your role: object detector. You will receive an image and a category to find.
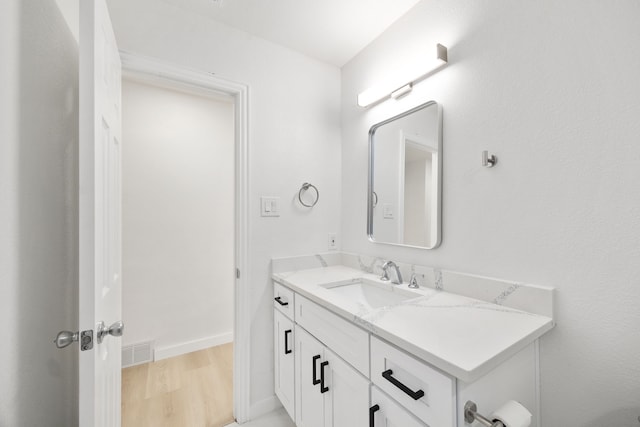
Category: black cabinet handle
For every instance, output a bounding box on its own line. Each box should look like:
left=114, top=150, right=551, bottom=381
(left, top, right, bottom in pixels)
left=312, top=355, right=321, bottom=385
left=274, top=296, right=288, bottom=306
left=381, top=369, right=424, bottom=400
left=284, top=330, right=292, bottom=354
left=320, top=361, right=329, bottom=393
left=369, top=404, right=380, bottom=427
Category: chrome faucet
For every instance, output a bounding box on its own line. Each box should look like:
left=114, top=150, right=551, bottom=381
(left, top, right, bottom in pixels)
left=380, top=261, right=403, bottom=285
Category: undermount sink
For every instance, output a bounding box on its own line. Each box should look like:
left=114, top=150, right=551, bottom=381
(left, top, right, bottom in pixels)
left=321, top=279, right=420, bottom=310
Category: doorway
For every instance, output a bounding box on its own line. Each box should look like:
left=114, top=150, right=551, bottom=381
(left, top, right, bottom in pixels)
left=119, top=53, right=250, bottom=425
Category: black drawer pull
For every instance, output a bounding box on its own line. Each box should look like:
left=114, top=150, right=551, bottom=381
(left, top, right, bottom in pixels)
left=320, top=361, right=329, bottom=393
left=274, top=296, right=288, bottom=306
left=312, top=355, right=321, bottom=385
left=284, top=329, right=292, bottom=354
left=369, top=404, right=380, bottom=427
left=382, top=369, right=424, bottom=400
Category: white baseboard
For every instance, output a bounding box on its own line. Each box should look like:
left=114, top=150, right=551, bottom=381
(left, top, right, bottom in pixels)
left=154, top=331, right=233, bottom=361
left=250, top=395, right=282, bottom=420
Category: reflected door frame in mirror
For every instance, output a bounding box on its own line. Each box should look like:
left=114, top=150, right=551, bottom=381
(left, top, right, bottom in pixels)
left=367, top=101, right=443, bottom=249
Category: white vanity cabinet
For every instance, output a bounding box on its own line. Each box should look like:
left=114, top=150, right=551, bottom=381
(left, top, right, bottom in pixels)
left=274, top=279, right=542, bottom=427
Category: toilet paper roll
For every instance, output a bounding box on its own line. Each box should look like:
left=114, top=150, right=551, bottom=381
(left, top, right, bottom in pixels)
left=490, top=400, right=532, bottom=427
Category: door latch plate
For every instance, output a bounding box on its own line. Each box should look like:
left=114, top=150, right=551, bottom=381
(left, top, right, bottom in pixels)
left=80, top=330, right=93, bottom=351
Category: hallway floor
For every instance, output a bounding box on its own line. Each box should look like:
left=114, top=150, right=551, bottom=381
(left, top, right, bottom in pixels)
left=122, top=343, right=234, bottom=427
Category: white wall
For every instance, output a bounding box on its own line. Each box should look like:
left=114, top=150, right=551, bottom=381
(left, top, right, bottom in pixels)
left=55, top=0, right=79, bottom=43
left=121, top=78, right=235, bottom=355
left=106, top=0, right=342, bottom=414
left=342, top=1, right=640, bottom=426
left=0, top=0, right=79, bottom=425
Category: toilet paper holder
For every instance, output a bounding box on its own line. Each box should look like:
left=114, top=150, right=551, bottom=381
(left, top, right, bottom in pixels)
left=464, top=401, right=505, bottom=427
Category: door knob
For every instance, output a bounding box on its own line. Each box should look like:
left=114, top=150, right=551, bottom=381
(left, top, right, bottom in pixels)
left=54, top=330, right=79, bottom=349
left=97, top=320, right=125, bottom=344
left=54, top=329, right=94, bottom=351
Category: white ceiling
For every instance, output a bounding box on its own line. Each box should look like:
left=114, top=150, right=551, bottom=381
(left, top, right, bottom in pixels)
left=160, top=0, right=421, bottom=67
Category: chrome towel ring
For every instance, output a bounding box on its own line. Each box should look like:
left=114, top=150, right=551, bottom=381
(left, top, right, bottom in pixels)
left=298, top=182, right=319, bottom=207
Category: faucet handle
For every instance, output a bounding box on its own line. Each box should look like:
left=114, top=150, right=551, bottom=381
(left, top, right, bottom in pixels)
left=408, top=273, right=420, bottom=289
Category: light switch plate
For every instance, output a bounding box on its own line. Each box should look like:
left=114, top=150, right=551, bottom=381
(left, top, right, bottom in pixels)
left=261, top=196, right=280, bottom=217
left=383, top=203, right=394, bottom=219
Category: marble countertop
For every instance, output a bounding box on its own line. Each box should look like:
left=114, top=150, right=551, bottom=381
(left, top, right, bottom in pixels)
left=273, top=265, right=555, bottom=383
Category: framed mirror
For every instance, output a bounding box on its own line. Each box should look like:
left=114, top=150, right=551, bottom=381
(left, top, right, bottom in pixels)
left=367, top=101, right=442, bottom=249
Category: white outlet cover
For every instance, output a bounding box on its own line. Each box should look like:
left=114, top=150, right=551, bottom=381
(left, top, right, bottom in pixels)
left=328, top=233, right=337, bottom=250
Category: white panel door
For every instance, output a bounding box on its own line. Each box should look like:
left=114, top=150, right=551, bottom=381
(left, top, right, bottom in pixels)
left=296, top=326, right=326, bottom=427
left=274, top=309, right=296, bottom=420
left=79, top=0, right=122, bottom=425
left=324, top=348, right=370, bottom=427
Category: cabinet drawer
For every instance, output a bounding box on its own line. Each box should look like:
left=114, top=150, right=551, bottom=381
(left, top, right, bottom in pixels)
left=295, top=294, right=369, bottom=376
left=371, top=386, right=427, bottom=427
left=371, top=337, right=456, bottom=427
left=274, top=281, right=295, bottom=320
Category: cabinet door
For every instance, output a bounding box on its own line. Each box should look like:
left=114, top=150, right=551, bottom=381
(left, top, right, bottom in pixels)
left=324, top=348, right=370, bottom=427
left=296, top=326, right=326, bottom=427
left=370, top=386, right=427, bottom=427
left=274, top=310, right=295, bottom=421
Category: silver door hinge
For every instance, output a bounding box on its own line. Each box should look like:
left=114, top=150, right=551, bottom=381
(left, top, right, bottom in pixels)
left=236, top=268, right=240, bottom=279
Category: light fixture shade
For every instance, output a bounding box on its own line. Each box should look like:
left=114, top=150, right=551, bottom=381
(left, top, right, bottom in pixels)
left=357, top=44, right=448, bottom=108
left=357, top=86, right=389, bottom=109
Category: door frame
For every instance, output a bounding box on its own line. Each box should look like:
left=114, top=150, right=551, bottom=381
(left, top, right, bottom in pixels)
left=119, top=51, right=251, bottom=423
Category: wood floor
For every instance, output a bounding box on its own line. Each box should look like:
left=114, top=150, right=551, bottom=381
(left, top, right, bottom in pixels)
left=122, top=343, right=234, bottom=427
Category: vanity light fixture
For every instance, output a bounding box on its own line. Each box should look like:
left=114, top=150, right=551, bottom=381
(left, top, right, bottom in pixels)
left=357, top=44, right=448, bottom=108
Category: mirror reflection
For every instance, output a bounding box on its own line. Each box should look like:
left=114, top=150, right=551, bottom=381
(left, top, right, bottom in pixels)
left=368, top=101, right=442, bottom=249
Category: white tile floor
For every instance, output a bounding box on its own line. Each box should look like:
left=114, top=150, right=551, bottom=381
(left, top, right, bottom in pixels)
left=224, top=408, right=296, bottom=427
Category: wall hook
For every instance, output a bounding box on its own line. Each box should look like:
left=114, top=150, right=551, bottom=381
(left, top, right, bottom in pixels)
left=482, top=151, right=498, bottom=168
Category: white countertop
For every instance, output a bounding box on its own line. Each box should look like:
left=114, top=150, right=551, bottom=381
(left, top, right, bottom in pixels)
left=273, top=265, right=555, bottom=383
